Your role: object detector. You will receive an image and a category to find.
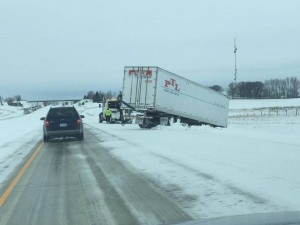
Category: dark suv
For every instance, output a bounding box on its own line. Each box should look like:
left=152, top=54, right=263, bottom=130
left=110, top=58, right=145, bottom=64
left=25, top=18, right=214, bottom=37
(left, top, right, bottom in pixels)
left=40, top=106, right=84, bottom=142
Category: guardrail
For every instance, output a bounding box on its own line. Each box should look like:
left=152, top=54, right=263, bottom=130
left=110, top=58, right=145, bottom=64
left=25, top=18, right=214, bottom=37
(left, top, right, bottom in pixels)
left=229, top=107, right=300, bottom=117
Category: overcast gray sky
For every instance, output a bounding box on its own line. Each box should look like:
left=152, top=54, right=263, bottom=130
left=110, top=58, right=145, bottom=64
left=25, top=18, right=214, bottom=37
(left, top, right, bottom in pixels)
left=1, top=0, right=300, bottom=100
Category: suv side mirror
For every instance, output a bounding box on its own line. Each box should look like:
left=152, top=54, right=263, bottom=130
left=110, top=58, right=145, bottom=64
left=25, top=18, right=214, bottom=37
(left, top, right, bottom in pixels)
left=40, top=117, right=45, bottom=120
left=80, top=115, right=85, bottom=118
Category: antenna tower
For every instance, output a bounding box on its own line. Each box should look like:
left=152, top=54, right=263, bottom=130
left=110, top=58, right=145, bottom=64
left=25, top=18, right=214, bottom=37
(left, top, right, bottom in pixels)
left=234, top=38, right=237, bottom=85
left=233, top=38, right=238, bottom=98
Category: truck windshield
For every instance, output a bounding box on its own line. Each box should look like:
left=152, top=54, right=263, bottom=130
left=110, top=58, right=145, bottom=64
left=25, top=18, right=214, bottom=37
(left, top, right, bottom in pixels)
left=108, top=101, right=119, bottom=108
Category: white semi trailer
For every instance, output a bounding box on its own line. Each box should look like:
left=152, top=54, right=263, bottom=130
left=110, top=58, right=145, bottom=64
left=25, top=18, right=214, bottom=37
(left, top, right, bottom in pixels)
left=122, top=66, right=229, bottom=128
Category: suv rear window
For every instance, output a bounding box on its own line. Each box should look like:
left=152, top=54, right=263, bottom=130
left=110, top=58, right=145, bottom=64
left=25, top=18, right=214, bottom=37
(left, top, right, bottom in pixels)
left=47, top=108, right=78, bottom=119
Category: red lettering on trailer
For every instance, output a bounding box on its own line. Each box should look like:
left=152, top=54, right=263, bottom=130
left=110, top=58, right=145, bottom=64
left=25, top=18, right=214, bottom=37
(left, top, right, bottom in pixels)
left=128, top=70, right=152, bottom=77
left=170, top=79, right=176, bottom=86
left=164, top=79, right=180, bottom=92
left=165, top=80, right=171, bottom=87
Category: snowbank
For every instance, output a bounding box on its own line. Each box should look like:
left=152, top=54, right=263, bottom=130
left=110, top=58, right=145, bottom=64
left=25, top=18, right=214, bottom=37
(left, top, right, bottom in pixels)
left=0, top=105, right=50, bottom=185
left=81, top=100, right=300, bottom=219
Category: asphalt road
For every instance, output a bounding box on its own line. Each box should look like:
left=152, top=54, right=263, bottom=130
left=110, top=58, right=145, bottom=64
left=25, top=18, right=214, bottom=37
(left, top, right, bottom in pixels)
left=0, top=127, right=192, bottom=225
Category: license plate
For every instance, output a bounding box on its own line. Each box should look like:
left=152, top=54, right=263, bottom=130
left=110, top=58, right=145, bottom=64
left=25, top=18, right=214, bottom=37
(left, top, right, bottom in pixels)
left=60, top=123, right=67, bottom=127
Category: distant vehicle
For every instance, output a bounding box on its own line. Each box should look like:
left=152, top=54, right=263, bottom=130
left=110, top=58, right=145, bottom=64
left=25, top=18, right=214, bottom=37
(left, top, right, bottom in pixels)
left=99, top=99, right=133, bottom=124
left=99, top=99, right=121, bottom=123
left=40, top=106, right=84, bottom=142
left=23, top=108, right=31, bottom=114
left=122, top=66, right=229, bottom=128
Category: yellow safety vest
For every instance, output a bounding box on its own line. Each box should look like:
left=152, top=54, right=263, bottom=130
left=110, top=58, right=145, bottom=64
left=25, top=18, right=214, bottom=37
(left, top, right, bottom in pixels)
left=105, top=109, right=112, bottom=116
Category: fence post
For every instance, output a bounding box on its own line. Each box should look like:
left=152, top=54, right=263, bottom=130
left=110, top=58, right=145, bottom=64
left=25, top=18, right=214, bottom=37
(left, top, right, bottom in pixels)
left=277, top=110, right=279, bottom=116
left=286, top=109, right=288, bottom=116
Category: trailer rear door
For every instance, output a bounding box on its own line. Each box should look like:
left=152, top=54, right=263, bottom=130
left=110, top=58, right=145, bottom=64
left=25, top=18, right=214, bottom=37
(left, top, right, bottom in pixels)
left=122, top=67, right=157, bottom=110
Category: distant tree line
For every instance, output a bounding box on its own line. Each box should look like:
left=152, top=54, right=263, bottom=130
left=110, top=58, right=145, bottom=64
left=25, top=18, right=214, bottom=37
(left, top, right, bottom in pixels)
left=0, top=95, right=23, bottom=106
left=209, top=85, right=224, bottom=93
left=227, top=77, right=299, bottom=99
left=83, top=91, right=115, bottom=103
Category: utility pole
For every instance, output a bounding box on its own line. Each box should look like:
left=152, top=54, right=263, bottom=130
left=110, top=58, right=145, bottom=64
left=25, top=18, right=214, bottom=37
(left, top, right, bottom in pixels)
left=233, top=37, right=238, bottom=98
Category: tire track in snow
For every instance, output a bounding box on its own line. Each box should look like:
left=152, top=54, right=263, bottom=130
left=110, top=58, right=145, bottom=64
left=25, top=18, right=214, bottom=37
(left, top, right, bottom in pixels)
left=150, top=152, right=269, bottom=205
left=84, top=123, right=140, bottom=147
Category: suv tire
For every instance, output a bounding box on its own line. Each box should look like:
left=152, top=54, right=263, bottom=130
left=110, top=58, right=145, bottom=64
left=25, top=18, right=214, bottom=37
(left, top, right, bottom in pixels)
left=44, top=135, right=49, bottom=142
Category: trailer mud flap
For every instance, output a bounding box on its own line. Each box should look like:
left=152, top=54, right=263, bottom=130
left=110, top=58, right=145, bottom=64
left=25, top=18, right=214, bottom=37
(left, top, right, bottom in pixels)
left=135, top=117, right=143, bottom=125
left=160, top=117, right=169, bottom=125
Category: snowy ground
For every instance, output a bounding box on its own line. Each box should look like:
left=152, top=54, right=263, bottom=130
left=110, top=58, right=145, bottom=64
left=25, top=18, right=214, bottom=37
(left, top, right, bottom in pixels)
left=1, top=99, right=300, bottom=219
left=79, top=99, right=300, bottom=219
left=0, top=104, right=50, bottom=186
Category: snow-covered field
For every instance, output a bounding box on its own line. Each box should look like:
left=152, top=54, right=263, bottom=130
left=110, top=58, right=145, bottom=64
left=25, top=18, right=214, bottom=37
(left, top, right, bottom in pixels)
left=1, top=99, right=300, bottom=219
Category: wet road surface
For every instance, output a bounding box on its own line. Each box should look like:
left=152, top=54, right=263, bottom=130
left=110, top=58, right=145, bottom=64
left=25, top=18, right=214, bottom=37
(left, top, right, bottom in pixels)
left=0, top=128, right=192, bottom=225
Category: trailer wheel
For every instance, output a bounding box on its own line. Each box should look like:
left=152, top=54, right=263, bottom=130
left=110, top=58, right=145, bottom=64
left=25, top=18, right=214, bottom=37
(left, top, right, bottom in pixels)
left=139, top=124, right=153, bottom=129
left=166, top=118, right=171, bottom=126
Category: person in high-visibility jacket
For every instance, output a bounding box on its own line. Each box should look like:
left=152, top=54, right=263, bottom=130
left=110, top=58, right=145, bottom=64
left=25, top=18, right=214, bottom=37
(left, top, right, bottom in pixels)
left=104, top=107, right=112, bottom=123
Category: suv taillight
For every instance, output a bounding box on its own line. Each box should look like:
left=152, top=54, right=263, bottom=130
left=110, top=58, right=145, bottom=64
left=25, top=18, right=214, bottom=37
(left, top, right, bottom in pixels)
left=44, top=120, right=50, bottom=127
left=76, top=119, right=82, bottom=125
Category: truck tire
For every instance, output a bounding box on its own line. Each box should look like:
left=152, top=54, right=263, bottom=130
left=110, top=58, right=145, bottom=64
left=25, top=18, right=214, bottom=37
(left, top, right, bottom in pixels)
left=43, top=135, right=49, bottom=142
left=78, top=133, right=84, bottom=141
left=139, top=124, right=154, bottom=129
